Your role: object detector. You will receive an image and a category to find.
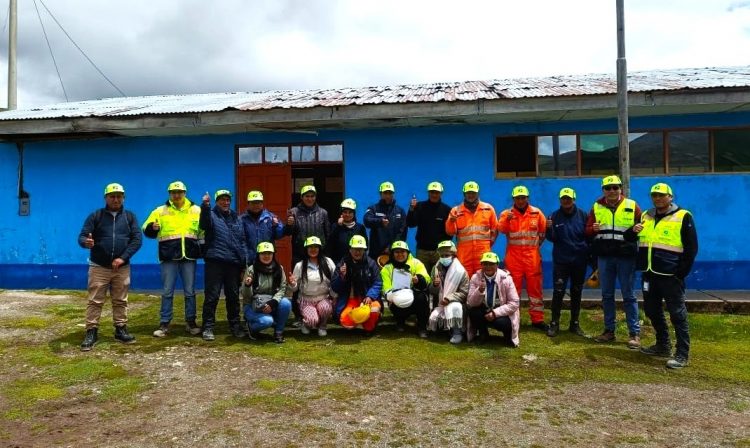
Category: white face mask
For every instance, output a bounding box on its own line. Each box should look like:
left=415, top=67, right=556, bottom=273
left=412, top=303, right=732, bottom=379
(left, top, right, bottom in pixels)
left=438, top=256, right=453, bottom=267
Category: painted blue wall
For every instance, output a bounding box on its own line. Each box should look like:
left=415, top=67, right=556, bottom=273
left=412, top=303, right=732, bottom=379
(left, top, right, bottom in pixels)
left=1, top=111, right=749, bottom=289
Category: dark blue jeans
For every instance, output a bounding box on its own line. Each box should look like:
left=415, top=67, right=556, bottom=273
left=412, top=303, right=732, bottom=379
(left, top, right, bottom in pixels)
left=598, top=255, right=640, bottom=335
left=642, top=273, right=690, bottom=359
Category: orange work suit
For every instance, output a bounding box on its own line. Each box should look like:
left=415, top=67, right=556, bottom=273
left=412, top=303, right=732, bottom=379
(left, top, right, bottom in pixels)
left=445, top=202, right=498, bottom=277
left=497, top=205, right=547, bottom=324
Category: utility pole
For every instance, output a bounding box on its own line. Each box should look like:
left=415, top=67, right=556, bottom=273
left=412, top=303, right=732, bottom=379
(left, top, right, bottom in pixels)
left=8, top=0, right=17, bottom=110
left=616, top=0, right=630, bottom=196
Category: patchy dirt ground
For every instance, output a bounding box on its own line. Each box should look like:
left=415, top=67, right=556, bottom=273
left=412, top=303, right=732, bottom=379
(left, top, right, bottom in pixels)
left=0, top=291, right=748, bottom=448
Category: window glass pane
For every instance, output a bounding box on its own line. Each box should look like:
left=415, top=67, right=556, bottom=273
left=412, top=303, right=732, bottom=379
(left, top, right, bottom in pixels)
left=714, top=129, right=750, bottom=172
left=238, top=146, right=262, bottom=164
left=265, top=146, right=289, bottom=163
left=291, top=145, right=316, bottom=162
left=496, top=136, right=536, bottom=177
left=630, top=132, right=664, bottom=174
left=318, top=144, right=343, bottom=161
left=538, top=135, right=577, bottom=176
left=669, top=131, right=709, bottom=173
left=581, top=134, right=619, bottom=175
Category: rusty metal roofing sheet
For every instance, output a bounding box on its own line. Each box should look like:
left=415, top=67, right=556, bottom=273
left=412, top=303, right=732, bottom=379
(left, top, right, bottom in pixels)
left=1, top=66, right=748, bottom=121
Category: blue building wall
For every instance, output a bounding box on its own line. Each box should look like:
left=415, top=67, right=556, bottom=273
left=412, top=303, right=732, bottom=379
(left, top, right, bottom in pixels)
left=1, top=111, right=749, bottom=289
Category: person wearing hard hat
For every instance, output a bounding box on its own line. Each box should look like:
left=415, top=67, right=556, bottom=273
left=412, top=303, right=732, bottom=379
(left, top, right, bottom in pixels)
left=381, top=241, right=431, bottom=338
left=240, top=242, right=292, bottom=343
left=585, top=175, right=642, bottom=348
left=240, top=190, right=284, bottom=265
left=327, top=198, right=367, bottom=264
left=544, top=187, right=589, bottom=337
left=199, top=189, right=248, bottom=341
left=77, top=183, right=142, bottom=351
left=428, top=240, right=469, bottom=344
left=288, top=236, right=337, bottom=337
left=466, top=252, right=520, bottom=347
left=363, top=181, right=408, bottom=262
left=406, top=181, right=452, bottom=274
left=445, top=181, right=498, bottom=277
left=630, top=183, right=698, bottom=369
left=331, top=235, right=383, bottom=334
left=142, top=181, right=204, bottom=338
left=497, top=185, right=548, bottom=331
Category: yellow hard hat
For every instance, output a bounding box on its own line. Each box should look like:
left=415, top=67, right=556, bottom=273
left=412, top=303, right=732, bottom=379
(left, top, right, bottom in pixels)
left=379, top=181, right=395, bottom=193
left=340, top=198, right=357, bottom=210
left=350, top=304, right=371, bottom=324
left=167, top=181, right=187, bottom=192
left=463, top=181, right=479, bottom=193
left=104, top=183, right=125, bottom=195
left=559, top=187, right=576, bottom=199
left=214, top=189, right=232, bottom=200
left=427, top=181, right=444, bottom=192
left=300, top=185, right=316, bottom=195
left=650, top=183, right=673, bottom=196
left=437, top=240, right=456, bottom=253
left=512, top=185, right=529, bottom=197
left=480, top=252, right=500, bottom=264
left=256, top=242, right=275, bottom=253
left=246, top=190, right=264, bottom=201
left=304, top=236, right=322, bottom=247
left=349, top=235, right=368, bottom=249
left=601, top=175, right=622, bottom=187
left=391, top=240, right=410, bottom=251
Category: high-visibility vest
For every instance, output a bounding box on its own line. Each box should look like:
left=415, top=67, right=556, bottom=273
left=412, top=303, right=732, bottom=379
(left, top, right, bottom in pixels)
left=143, top=200, right=203, bottom=260
left=593, top=199, right=636, bottom=242
left=638, top=209, right=689, bottom=275
left=448, top=202, right=497, bottom=245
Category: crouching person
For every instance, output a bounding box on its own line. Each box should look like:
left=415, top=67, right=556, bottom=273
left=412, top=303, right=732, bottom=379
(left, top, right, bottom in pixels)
left=467, top=252, right=520, bottom=347
left=331, top=235, right=382, bottom=334
left=428, top=240, right=469, bottom=344
left=381, top=241, right=431, bottom=338
left=240, top=242, right=291, bottom=343
left=288, top=236, right=337, bottom=337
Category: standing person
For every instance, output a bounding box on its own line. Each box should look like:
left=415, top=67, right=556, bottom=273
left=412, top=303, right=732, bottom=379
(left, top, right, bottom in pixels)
left=327, top=198, right=367, bottom=264
left=288, top=236, right=337, bottom=337
left=363, top=181, right=408, bottom=263
left=142, top=181, right=203, bottom=338
left=631, top=183, right=698, bottom=369
left=240, top=190, right=284, bottom=265
left=381, top=241, right=431, bottom=338
left=77, top=183, right=142, bottom=351
left=240, top=242, right=292, bottom=343
left=545, top=188, right=589, bottom=337
left=498, top=186, right=547, bottom=331
left=331, top=235, right=383, bottom=334
left=199, top=189, right=247, bottom=341
left=585, top=175, right=642, bottom=348
left=428, top=240, right=469, bottom=344
left=445, top=181, right=498, bottom=279
left=466, top=252, right=520, bottom=348
left=406, top=181, right=451, bottom=275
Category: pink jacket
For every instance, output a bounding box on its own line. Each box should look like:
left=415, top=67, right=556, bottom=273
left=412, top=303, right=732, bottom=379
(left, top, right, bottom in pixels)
left=467, top=269, right=520, bottom=346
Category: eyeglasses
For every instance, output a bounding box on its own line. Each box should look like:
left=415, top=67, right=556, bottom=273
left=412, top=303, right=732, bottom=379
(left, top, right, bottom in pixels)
left=603, top=185, right=621, bottom=191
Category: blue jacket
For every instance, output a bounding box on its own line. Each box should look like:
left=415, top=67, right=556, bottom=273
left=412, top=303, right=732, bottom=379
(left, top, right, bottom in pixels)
left=200, top=204, right=247, bottom=266
left=78, top=208, right=142, bottom=267
left=327, top=221, right=368, bottom=263
left=240, top=209, right=284, bottom=264
left=363, top=200, right=407, bottom=258
left=331, top=255, right=382, bottom=317
left=545, top=205, right=589, bottom=265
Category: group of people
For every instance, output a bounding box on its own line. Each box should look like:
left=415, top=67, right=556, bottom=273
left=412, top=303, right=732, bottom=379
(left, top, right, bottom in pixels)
left=77, top=174, right=697, bottom=369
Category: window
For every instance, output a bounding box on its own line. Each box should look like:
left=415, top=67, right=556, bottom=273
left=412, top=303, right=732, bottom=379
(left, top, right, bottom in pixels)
left=265, top=146, right=289, bottom=163
left=629, top=132, right=664, bottom=175
left=496, top=136, right=536, bottom=177
left=237, top=142, right=344, bottom=164
left=714, top=129, right=750, bottom=172
left=318, top=144, right=343, bottom=162
left=581, top=134, right=619, bottom=175
left=538, top=135, right=577, bottom=176
left=291, top=145, right=316, bottom=162
left=238, top=146, right=262, bottom=164
left=669, top=131, right=709, bottom=173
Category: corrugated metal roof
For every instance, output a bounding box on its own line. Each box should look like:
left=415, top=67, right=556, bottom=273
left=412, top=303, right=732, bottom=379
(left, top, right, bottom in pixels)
left=1, top=66, right=748, bottom=121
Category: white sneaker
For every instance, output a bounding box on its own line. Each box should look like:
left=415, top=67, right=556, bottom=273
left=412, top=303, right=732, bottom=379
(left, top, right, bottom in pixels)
left=300, top=324, right=310, bottom=335
left=318, top=328, right=327, bottom=337
left=152, top=324, right=169, bottom=338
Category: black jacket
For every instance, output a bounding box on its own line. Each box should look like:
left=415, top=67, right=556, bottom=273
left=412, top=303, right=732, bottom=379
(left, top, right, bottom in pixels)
left=406, top=200, right=451, bottom=251
left=363, top=200, right=407, bottom=258
left=78, top=208, right=142, bottom=267
left=327, top=221, right=368, bottom=264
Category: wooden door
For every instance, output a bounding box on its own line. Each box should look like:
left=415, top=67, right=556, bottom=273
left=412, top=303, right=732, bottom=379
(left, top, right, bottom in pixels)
left=236, top=163, right=292, bottom=269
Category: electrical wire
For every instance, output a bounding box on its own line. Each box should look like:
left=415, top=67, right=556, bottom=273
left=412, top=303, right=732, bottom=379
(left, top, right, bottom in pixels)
left=38, top=0, right=126, bottom=97
left=33, top=0, right=68, bottom=101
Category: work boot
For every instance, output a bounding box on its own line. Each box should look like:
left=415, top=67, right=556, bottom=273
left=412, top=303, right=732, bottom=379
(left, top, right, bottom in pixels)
left=274, top=332, right=285, bottom=344
left=568, top=322, right=586, bottom=337
left=80, top=328, right=98, bottom=351
left=640, top=344, right=671, bottom=357
left=185, top=320, right=201, bottom=336
left=202, top=328, right=215, bottom=341
left=230, top=323, right=245, bottom=339
left=449, top=327, right=463, bottom=345
left=627, top=333, right=641, bottom=350
left=666, top=356, right=688, bottom=369
left=153, top=322, right=169, bottom=338
left=114, top=325, right=135, bottom=344
left=547, top=321, right=559, bottom=337
left=594, top=330, right=615, bottom=343
left=531, top=321, right=549, bottom=332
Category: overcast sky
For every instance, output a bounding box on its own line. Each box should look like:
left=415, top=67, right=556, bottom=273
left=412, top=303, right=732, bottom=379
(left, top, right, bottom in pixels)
left=0, top=0, right=748, bottom=108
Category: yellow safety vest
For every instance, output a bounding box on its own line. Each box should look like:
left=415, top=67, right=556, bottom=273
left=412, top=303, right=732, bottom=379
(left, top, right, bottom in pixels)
left=143, top=199, right=203, bottom=260
left=593, top=198, right=636, bottom=242
left=638, top=209, right=689, bottom=275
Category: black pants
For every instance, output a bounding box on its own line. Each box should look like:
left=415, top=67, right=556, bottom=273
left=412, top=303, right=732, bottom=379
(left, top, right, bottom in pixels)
left=389, top=291, right=429, bottom=331
left=550, top=261, right=587, bottom=324
left=642, top=273, right=690, bottom=359
left=468, top=305, right=513, bottom=345
left=202, top=260, right=243, bottom=330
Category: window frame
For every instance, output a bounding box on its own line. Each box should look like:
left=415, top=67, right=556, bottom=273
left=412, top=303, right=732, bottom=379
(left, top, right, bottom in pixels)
left=235, top=141, right=345, bottom=166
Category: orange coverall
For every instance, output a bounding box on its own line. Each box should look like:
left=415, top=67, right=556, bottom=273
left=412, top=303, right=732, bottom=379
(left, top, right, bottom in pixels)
left=497, top=205, right=547, bottom=324
left=445, top=202, right=498, bottom=277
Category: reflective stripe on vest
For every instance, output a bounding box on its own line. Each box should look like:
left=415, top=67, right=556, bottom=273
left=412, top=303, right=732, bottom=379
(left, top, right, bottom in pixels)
left=638, top=209, right=688, bottom=275
left=593, top=199, right=636, bottom=240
